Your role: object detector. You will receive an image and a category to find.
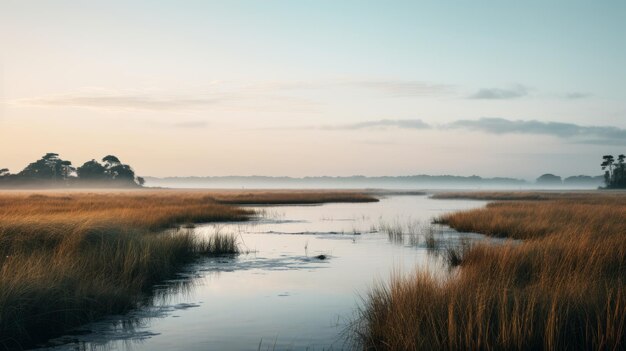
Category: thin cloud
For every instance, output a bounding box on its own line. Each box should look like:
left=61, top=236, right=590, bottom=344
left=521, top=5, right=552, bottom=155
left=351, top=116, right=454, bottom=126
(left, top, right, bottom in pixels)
left=350, top=80, right=452, bottom=97
left=14, top=78, right=448, bottom=113
left=469, top=84, right=529, bottom=99
left=14, top=89, right=319, bottom=113
left=18, top=94, right=231, bottom=111
left=564, top=92, right=591, bottom=99
left=319, top=119, right=431, bottom=130
left=310, top=117, right=626, bottom=145
left=446, top=117, right=626, bottom=144
left=250, top=79, right=452, bottom=97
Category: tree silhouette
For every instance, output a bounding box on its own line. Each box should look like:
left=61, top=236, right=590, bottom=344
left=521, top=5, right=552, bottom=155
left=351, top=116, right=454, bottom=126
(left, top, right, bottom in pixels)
left=102, top=155, right=121, bottom=168
left=536, top=173, right=562, bottom=185
left=60, top=161, right=75, bottom=180
left=100, top=155, right=136, bottom=182
left=109, top=164, right=135, bottom=181
left=19, top=153, right=61, bottom=180
left=2, top=153, right=144, bottom=188
left=43, top=153, right=62, bottom=180
left=76, top=160, right=108, bottom=180
left=601, top=154, right=626, bottom=189
left=136, top=176, right=146, bottom=186
left=614, top=154, right=626, bottom=188
left=601, top=155, right=615, bottom=185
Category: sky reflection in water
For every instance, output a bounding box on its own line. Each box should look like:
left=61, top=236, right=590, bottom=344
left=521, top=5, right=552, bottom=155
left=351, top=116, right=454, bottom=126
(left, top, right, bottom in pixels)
left=40, top=196, right=491, bottom=351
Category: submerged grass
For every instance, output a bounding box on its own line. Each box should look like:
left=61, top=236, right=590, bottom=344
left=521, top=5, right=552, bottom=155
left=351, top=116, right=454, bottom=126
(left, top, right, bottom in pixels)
left=378, top=219, right=443, bottom=249
left=0, top=190, right=376, bottom=349
left=356, top=192, right=626, bottom=350
left=378, top=220, right=405, bottom=244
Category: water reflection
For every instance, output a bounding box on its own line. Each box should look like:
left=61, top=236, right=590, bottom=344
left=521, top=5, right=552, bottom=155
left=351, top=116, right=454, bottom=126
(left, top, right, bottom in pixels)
left=38, top=196, right=493, bottom=351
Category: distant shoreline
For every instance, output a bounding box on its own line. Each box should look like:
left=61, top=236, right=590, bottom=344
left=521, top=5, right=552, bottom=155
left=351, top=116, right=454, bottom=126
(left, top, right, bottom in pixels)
left=143, top=174, right=604, bottom=190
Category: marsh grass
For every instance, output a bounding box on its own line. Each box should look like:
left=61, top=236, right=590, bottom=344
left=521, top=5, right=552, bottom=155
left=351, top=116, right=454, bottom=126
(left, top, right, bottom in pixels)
left=0, top=227, right=238, bottom=349
left=0, top=190, right=373, bottom=349
left=378, top=219, right=444, bottom=249
left=431, top=190, right=626, bottom=202
left=431, top=191, right=550, bottom=201
left=208, top=190, right=378, bottom=204
left=356, top=193, right=626, bottom=350
left=441, top=238, right=471, bottom=267
left=379, top=220, right=404, bottom=244
left=194, top=231, right=240, bottom=255
left=424, top=223, right=443, bottom=251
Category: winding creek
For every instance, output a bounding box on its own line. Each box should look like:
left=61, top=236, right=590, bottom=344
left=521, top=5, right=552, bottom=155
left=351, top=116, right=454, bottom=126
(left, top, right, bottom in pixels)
left=38, top=195, right=494, bottom=351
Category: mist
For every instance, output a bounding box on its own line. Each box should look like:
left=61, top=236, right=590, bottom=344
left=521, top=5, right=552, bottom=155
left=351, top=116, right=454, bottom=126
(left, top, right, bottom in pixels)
left=143, top=174, right=605, bottom=190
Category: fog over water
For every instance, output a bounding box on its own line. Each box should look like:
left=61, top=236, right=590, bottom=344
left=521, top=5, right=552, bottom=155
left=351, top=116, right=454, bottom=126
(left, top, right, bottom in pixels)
left=144, top=175, right=604, bottom=190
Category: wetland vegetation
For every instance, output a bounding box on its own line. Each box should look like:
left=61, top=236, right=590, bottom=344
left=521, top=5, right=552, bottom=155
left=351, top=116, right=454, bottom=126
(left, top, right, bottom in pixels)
left=2, top=189, right=624, bottom=350
left=355, top=192, right=626, bottom=350
left=0, top=190, right=376, bottom=349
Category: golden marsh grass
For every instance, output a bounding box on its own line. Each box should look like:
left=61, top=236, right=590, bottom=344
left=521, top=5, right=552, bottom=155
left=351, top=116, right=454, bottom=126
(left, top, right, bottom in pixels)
left=356, top=192, right=626, bottom=350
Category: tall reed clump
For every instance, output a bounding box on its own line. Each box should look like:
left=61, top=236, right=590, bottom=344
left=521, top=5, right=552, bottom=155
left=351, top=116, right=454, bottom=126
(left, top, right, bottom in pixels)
left=0, top=192, right=250, bottom=349
left=355, top=193, right=626, bottom=350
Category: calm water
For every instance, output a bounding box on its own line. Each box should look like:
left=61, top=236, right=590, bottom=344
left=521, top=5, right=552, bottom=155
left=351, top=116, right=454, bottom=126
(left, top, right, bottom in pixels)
left=40, top=195, right=490, bottom=351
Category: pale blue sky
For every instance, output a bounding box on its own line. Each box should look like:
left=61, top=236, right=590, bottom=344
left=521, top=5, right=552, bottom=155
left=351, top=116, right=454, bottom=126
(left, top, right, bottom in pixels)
left=1, top=1, right=625, bottom=178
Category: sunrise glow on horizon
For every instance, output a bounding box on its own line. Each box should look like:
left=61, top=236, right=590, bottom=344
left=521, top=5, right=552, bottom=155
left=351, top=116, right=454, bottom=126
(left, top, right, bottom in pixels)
left=1, top=1, right=625, bottom=179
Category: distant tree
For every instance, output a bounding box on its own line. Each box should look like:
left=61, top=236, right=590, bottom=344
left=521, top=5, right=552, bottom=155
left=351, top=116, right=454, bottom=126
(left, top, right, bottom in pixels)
left=2, top=153, right=144, bottom=188
left=102, top=155, right=121, bottom=168
left=109, top=164, right=135, bottom=181
left=99, top=155, right=136, bottom=183
left=563, top=175, right=604, bottom=187
left=15, top=153, right=77, bottom=183
left=536, top=173, right=562, bottom=186
left=616, top=154, right=626, bottom=187
left=20, top=153, right=57, bottom=180
left=613, top=154, right=625, bottom=188
left=19, top=160, right=49, bottom=179
left=601, top=155, right=615, bottom=185
left=601, top=154, right=626, bottom=189
left=136, top=176, right=146, bottom=186
left=76, top=160, right=108, bottom=180
left=60, top=160, right=76, bottom=180
left=42, top=153, right=62, bottom=179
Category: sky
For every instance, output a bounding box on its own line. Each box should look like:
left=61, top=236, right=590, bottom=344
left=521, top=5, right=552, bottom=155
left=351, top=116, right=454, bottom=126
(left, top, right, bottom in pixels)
left=1, top=0, right=625, bottom=179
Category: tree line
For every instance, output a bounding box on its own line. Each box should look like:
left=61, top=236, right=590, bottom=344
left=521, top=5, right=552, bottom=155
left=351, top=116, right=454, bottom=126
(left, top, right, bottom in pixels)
left=0, top=153, right=144, bottom=188
left=601, top=154, right=626, bottom=189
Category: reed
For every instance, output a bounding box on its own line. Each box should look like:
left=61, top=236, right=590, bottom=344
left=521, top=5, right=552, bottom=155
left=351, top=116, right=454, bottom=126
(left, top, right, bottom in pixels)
left=423, top=224, right=442, bottom=250
left=379, top=220, right=404, bottom=244
left=355, top=193, right=626, bottom=350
